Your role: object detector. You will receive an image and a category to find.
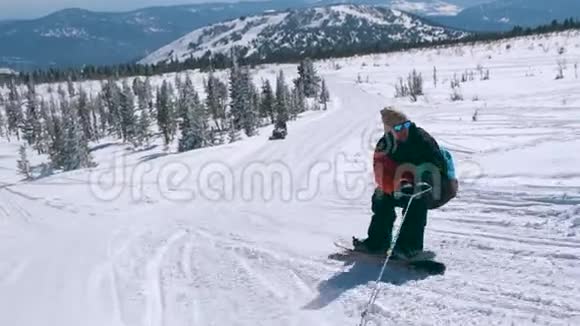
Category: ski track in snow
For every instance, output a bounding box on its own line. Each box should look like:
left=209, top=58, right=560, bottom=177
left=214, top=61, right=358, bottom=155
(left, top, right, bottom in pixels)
left=2, top=31, right=580, bottom=325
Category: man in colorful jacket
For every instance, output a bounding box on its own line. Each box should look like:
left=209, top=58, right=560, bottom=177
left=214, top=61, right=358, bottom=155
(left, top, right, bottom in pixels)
left=353, top=107, right=458, bottom=258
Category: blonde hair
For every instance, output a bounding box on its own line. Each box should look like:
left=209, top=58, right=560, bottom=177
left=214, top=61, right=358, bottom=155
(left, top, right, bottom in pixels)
left=380, top=107, right=408, bottom=126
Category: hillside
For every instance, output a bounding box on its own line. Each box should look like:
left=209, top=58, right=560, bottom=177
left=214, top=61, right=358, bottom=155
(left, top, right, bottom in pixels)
left=1, top=29, right=580, bottom=325
left=432, top=0, right=580, bottom=31
left=140, top=4, right=467, bottom=65
left=0, top=2, right=302, bottom=70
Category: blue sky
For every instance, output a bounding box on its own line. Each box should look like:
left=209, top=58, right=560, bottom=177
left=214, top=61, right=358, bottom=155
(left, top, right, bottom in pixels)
left=0, top=0, right=241, bottom=19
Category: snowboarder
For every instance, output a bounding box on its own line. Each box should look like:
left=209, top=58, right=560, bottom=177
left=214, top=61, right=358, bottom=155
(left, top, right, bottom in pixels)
left=353, top=107, right=458, bottom=259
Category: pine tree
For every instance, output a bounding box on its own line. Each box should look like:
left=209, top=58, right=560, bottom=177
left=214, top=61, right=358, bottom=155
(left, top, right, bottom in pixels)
left=275, top=70, right=290, bottom=126
left=77, top=86, right=94, bottom=142
left=119, top=80, right=136, bottom=143
left=260, top=79, right=275, bottom=124
left=319, top=78, right=330, bottom=110
left=59, top=97, right=94, bottom=171
left=178, top=76, right=209, bottom=152
left=229, top=64, right=258, bottom=137
left=134, top=77, right=152, bottom=148
left=22, top=79, right=43, bottom=151
left=47, top=100, right=65, bottom=169
left=101, top=79, right=122, bottom=138
left=205, top=71, right=228, bottom=130
left=295, top=58, right=321, bottom=98
left=290, top=81, right=306, bottom=119
left=156, top=80, right=177, bottom=146
left=6, top=79, right=24, bottom=139
left=0, top=93, right=5, bottom=138
left=17, top=144, right=32, bottom=180
left=93, top=95, right=108, bottom=138
left=136, top=104, right=152, bottom=148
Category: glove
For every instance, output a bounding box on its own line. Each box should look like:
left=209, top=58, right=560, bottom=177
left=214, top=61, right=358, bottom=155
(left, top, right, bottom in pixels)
left=394, top=180, right=432, bottom=199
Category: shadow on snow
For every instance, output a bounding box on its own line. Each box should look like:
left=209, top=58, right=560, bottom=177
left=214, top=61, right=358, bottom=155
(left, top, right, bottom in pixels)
left=303, top=252, right=430, bottom=310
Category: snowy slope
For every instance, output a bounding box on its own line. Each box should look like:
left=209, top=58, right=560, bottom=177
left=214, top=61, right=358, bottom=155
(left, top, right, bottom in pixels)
left=140, top=4, right=467, bottom=65
left=391, top=0, right=461, bottom=16
left=0, top=67, right=16, bottom=74
left=2, top=30, right=580, bottom=325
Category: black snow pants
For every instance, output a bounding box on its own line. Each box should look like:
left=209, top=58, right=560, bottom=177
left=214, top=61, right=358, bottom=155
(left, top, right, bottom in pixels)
left=365, top=189, right=428, bottom=252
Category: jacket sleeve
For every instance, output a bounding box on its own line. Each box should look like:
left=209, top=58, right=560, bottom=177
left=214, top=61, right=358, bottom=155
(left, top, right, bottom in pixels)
left=373, top=139, right=398, bottom=194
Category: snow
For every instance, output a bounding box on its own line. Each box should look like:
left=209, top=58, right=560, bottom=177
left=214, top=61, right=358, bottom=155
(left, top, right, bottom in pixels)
left=391, top=0, right=461, bottom=16
left=2, top=30, right=580, bottom=325
left=37, top=27, right=90, bottom=39
left=140, top=12, right=289, bottom=64
left=0, top=67, right=16, bottom=74
left=140, top=5, right=461, bottom=65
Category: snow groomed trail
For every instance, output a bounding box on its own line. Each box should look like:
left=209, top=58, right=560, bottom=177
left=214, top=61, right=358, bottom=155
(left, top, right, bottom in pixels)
left=2, top=31, right=580, bottom=325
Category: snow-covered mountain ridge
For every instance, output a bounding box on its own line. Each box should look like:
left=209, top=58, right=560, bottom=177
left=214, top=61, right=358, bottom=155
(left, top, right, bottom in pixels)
left=140, top=4, right=467, bottom=65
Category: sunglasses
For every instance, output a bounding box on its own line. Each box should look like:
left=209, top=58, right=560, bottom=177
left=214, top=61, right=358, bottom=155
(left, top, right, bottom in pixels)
left=392, top=121, right=412, bottom=132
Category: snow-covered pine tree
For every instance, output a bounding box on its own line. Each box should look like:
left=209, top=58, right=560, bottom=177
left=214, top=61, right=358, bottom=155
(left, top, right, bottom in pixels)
left=101, top=79, right=122, bottom=138
left=260, top=79, right=275, bottom=124
left=37, top=99, right=52, bottom=154
left=156, top=80, right=177, bottom=146
left=76, top=86, right=94, bottom=143
left=143, top=78, right=155, bottom=115
left=22, top=79, right=43, bottom=152
left=296, top=58, right=321, bottom=98
left=319, top=78, right=330, bottom=110
left=47, top=100, right=66, bottom=169
left=134, top=78, right=152, bottom=148
left=229, top=64, right=258, bottom=137
left=290, top=81, right=306, bottom=119
left=244, top=75, right=260, bottom=136
left=275, top=70, right=290, bottom=126
left=205, top=71, right=228, bottom=130
left=178, top=76, right=209, bottom=152
left=0, top=93, right=5, bottom=138
left=132, top=77, right=144, bottom=96
left=17, top=144, right=32, bottom=180
left=93, top=95, right=108, bottom=139
left=6, top=79, right=24, bottom=139
left=59, top=97, right=94, bottom=171
left=119, top=80, right=137, bottom=143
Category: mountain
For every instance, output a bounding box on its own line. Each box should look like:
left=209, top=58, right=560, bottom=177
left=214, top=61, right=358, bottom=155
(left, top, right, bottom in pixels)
left=140, top=4, right=467, bottom=65
left=0, top=2, right=312, bottom=71
left=0, top=0, right=484, bottom=70
left=432, top=0, right=580, bottom=31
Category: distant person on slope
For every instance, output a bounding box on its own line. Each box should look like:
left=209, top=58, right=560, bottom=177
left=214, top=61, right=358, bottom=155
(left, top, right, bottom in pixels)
left=353, top=107, right=458, bottom=259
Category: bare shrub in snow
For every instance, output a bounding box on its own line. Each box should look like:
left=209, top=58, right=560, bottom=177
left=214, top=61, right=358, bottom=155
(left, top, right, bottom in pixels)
left=482, top=69, right=490, bottom=81
left=394, top=70, right=423, bottom=101
left=433, top=66, right=437, bottom=88
left=472, top=109, right=479, bottom=122
left=407, top=70, right=423, bottom=102
left=556, top=60, right=566, bottom=80
left=395, top=77, right=409, bottom=98
left=558, top=47, right=566, bottom=55
left=450, top=75, right=463, bottom=102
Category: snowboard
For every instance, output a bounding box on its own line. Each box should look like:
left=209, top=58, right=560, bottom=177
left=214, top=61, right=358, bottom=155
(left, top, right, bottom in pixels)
left=331, top=240, right=446, bottom=275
